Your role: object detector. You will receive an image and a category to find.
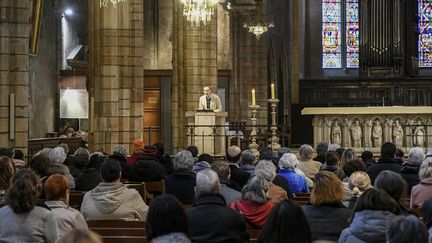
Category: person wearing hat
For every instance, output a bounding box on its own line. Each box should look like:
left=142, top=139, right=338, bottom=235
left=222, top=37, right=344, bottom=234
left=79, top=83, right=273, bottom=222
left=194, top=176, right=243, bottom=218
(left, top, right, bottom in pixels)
left=131, top=145, right=166, bottom=182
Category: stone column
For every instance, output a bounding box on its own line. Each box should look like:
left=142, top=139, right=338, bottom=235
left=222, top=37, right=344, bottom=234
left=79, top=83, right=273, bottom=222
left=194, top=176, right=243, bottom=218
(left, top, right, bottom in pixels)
left=0, top=0, right=31, bottom=153
left=88, top=0, right=144, bottom=153
left=343, top=118, right=352, bottom=148
left=312, top=117, right=323, bottom=147
left=172, top=1, right=218, bottom=152
left=364, top=119, right=373, bottom=148
left=230, top=10, right=268, bottom=125
left=405, top=119, right=414, bottom=148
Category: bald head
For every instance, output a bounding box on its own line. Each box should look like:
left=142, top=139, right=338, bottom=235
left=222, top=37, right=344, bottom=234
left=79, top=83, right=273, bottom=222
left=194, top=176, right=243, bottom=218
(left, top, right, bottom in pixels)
left=226, top=146, right=241, bottom=164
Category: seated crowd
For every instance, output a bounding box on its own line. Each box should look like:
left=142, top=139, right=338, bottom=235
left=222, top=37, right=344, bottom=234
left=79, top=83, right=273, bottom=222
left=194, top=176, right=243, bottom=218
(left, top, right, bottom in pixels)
left=0, top=140, right=431, bottom=242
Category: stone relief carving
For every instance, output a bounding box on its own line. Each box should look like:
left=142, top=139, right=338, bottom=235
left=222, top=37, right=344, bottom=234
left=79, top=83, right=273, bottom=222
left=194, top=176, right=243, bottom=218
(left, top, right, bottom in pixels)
left=414, top=121, right=425, bottom=147
left=331, top=120, right=342, bottom=145
left=372, top=120, right=382, bottom=148
left=392, top=120, right=403, bottom=148
left=350, top=120, right=362, bottom=148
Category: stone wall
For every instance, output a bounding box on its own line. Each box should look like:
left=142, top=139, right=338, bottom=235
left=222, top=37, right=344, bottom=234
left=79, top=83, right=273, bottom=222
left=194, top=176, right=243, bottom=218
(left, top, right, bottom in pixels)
left=0, top=0, right=32, bottom=153
left=88, top=0, right=144, bottom=154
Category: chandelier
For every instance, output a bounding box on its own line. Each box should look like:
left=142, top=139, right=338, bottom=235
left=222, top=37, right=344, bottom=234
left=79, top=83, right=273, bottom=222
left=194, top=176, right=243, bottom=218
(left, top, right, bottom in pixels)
left=100, top=0, right=127, bottom=8
left=180, top=0, right=218, bottom=27
left=243, top=0, right=273, bottom=40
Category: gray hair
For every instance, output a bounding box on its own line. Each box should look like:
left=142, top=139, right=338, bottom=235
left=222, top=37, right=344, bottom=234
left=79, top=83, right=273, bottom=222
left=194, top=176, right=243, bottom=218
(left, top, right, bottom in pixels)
left=278, top=153, right=299, bottom=169
left=35, top=148, right=53, bottom=158
left=255, top=160, right=276, bottom=181
left=241, top=176, right=269, bottom=204
left=240, top=150, right=256, bottom=165
left=174, top=150, right=194, bottom=171
left=113, top=145, right=127, bottom=157
left=419, top=157, right=432, bottom=180
left=341, top=148, right=356, bottom=166
left=196, top=169, right=220, bottom=195
left=316, top=142, right=329, bottom=156
left=328, top=144, right=341, bottom=151
left=299, top=144, right=314, bottom=160
left=57, top=143, right=69, bottom=155
left=408, top=147, right=425, bottom=166
left=73, top=148, right=90, bottom=157
left=48, top=147, right=67, bottom=164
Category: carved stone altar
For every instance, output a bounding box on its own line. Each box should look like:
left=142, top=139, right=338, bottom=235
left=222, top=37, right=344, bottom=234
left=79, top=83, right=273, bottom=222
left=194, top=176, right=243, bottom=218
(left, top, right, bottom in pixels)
left=302, top=107, right=432, bottom=152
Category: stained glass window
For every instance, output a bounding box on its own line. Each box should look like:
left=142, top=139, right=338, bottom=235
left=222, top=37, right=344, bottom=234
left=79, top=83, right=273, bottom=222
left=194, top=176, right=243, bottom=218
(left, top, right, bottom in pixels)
left=323, top=0, right=342, bottom=68
left=322, top=0, right=359, bottom=69
left=419, top=0, right=432, bottom=67
left=346, top=0, right=359, bottom=68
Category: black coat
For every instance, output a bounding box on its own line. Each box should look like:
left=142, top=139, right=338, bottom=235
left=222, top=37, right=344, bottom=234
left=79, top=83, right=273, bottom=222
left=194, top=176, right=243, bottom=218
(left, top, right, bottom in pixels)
left=228, top=164, right=250, bottom=189
left=367, top=158, right=402, bottom=183
left=273, top=175, right=293, bottom=198
left=75, top=168, right=101, bottom=191
left=186, top=193, right=249, bottom=243
left=400, top=164, right=420, bottom=194
left=165, top=170, right=196, bottom=204
left=303, top=203, right=352, bottom=241
left=131, top=155, right=166, bottom=182
left=109, top=154, right=134, bottom=181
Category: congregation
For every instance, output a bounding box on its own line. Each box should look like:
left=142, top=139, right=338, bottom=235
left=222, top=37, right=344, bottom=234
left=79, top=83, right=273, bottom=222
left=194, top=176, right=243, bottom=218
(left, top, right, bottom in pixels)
left=0, top=140, right=430, bottom=243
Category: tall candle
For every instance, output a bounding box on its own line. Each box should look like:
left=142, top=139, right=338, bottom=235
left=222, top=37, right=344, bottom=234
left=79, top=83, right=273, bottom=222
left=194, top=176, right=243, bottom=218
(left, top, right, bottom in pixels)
left=271, top=83, right=275, bottom=99
left=251, top=89, right=256, bottom=105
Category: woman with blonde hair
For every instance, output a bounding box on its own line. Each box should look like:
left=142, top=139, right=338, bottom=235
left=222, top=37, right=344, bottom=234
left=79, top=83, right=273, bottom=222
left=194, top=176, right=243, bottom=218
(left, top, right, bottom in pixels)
left=346, top=171, right=372, bottom=208
left=303, top=171, right=351, bottom=241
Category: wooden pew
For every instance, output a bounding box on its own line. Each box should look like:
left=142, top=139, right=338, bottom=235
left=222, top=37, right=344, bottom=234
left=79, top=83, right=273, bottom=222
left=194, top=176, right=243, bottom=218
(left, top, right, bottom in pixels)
left=125, top=183, right=147, bottom=203
left=69, top=191, right=85, bottom=210
left=293, top=193, right=311, bottom=205
left=87, top=220, right=147, bottom=243
left=144, top=180, right=165, bottom=204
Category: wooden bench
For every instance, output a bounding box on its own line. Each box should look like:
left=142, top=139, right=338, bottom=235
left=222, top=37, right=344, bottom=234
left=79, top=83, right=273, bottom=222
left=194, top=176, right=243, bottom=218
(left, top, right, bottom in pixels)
left=87, top=220, right=147, bottom=243
left=69, top=191, right=85, bottom=210
left=293, top=193, right=311, bottom=205
left=125, top=183, right=147, bottom=203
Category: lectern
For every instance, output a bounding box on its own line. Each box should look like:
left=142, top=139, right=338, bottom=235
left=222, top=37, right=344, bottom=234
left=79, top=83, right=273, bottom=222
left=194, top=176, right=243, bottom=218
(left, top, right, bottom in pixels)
left=186, top=111, right=228, bottom=156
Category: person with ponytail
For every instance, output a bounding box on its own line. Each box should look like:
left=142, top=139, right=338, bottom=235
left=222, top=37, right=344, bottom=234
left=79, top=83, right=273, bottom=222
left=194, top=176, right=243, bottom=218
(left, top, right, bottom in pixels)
left=0, top=169, right=59, bottom=242
left=346, top=171, right=372, bottom=208
left=0, top=156, right=14, bottom=204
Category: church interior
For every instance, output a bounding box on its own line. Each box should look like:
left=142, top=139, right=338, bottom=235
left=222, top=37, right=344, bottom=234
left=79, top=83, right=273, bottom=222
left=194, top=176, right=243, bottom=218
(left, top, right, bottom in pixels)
left=1, top=0, right=432, bottom=242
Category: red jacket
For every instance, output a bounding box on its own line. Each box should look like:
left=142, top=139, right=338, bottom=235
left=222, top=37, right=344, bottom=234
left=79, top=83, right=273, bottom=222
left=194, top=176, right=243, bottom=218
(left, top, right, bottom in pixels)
left=230, top=199, right=274, bottom=228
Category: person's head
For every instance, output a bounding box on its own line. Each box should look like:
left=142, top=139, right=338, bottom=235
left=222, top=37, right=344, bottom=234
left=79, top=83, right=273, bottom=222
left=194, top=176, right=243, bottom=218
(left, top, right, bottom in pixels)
left=226, top=146, right=241, bottom=163
left=48, top=147, right=67, bottom=164
left=192, top=161, right=210, bottom=173
left=387, top=215, right=428, bottom=243
left=73, top=147, right=90, bottom=157
left=407, top=147, right=425, bottom=166
left=0, top=147, right=13, bottom=158
left=211, top=161, right=231, bottom=181
left=203, top=86, right=211, bottom=97
left=57, top=143, right=69, bottom=155
left=327, top=144, right=341, bottom=152
left=143, top=145, right=157, bottom=156
left=7, top=169, right=41, bottom=213
left=419, top=157, right=432, bottom=180
left=241, top=176, right=269, bottom=204
left=44, top=174, right=70, bottom=203
left=100, top=159, right=122, bottom=183
left=278, top=147, right=291, bottom=160
left=335, top=147, right=345, bottom=158
left=174, top=150, right=194, bottom=171
left=311, top=171, right=345, bottom=206
left=255, top=160, right=277, bottom=182
left=195, top=169, right=220, bottom=196
left=56, top=229, right=102, bottom=243
left=278, top=153, right=299, bottom=170
left=422, top=198, right=432, bottom=228
left=353, top=188, right=401, bottom=216
left=29, top=155, right=51, bottom=178
left=299, top=144, right=314, bottom=161
left=240, top=150, right=256, bottom=166
left=186, top=146, right=199, bottom=158
left=340, top=148, right=356, bottom=165
left=348, top=171, right=372, bottom=197
left=342, top=159, right=366, bottom=177
left=87, top=153, right=105, bottom=169
left=13, top=149, right=24, bottom=160
left=112, top=145, right=127, bottom=157
left=259, top=147, right=276, bottom=161
left=381, top=142, right=396, bottom=159
left=197, top=153, right=214, bottom=165
left=374, top=170, right=407, bottom=202
left=131, top=139, right=144, bottom=151
left=0, top=156, right=14, bottom=189
left=146, top=194, right=190, bottom=241
left=316, top=142, right=328, bottom=157
left=153, top=142, right=165, bottom=158
left=361, top=150, right=374, bottom=162
left=325, top=151, right=340, bottom=166
left=258, top=200, right=311, bottom=243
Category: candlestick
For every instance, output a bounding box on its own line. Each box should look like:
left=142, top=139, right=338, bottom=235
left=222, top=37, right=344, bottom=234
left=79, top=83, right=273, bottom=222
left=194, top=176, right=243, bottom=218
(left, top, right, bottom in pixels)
left=267, top=98, right=280, bottom=152
left=271, top=83, right=275, bottom=99
left=248, top=104, right=261, bottom=154
left=251, top=89, right=256, bottom=105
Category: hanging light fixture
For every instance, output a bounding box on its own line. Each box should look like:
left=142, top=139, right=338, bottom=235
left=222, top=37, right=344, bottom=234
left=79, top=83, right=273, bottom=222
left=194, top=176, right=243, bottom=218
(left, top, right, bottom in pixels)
left=243, top=0, right=273, bottom=40
left=180, top=0, right=218, bottom=27
left=100, top=0, right=127, bottom=8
